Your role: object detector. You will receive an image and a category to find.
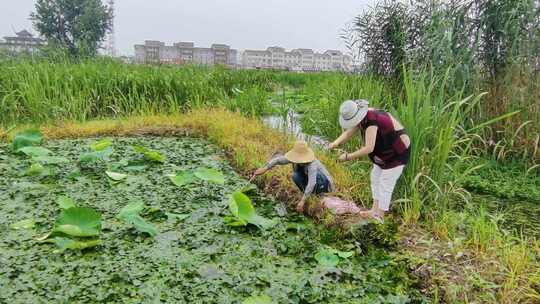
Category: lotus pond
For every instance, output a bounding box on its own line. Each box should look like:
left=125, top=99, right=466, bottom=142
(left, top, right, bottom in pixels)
left=0, top=135, right=424, bottom=303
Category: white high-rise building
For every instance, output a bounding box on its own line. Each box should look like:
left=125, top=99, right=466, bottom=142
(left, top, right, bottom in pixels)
left=134, top=40, right=237, bottom=67
left=242, top=47, right=352, bottom=72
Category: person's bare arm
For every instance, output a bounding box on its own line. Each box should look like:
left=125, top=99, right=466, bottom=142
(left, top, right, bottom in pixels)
left=329, top=126, right=359, bottom=149
left=338, top=126, right=377, bottom=161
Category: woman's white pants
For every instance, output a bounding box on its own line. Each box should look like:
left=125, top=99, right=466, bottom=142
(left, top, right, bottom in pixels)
left=370, top=164, right=404, bottom=211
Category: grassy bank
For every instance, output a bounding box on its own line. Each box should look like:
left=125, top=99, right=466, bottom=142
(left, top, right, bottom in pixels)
left=3, top=109, right=539, bottom=303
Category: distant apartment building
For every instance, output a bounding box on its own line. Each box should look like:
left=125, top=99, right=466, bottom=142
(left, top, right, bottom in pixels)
left=0, top=30, right=45, bottom=54
left=134, top=40, right=237, bottom=67
left=242, top=47, right=352, bottom=72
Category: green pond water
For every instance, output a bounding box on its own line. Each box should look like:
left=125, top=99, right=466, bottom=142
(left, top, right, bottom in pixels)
left=0, top=136, right=426, bottom=303
left=477, top=194, right=540, bottom=238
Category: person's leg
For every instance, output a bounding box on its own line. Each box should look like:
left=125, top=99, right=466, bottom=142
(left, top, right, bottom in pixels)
left=292, top=168, right=308, bottom=192
left=377, top=165, right=405, bottom=215
left=359, top=165, right=382, bottom=219
left=370, top=164, right=382, bottom=210
left=313, top=172, right=331, bottom=194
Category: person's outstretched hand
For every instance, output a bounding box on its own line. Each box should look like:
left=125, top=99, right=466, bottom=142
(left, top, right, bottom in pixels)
left=253, top=167, right=268, bottom=176
left=296, top=199, right=305, bottom=213
left=338, top=153, right=350, bottom=162
left=249, top=167, right=268, bottom=181
left=325, top=142, right=337, bottom=151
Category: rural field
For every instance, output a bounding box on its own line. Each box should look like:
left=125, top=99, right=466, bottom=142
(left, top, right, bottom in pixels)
left=0, top=57, right=538, bottom=304
left=0, top=1, right=539, bottom=302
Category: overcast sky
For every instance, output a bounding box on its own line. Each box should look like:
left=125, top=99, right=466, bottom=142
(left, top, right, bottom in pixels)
left=0, top=0, right=373, bottom=56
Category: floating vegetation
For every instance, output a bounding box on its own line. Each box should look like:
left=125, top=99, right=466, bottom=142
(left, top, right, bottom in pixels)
left=57, top=196, right=76, bottom=210
left=314, top=248, right=354, bottom=267
left=225, top=191, right=276, bottom=229
left=116, top=201, right=157, bottom=237
left=168, top=170, right=197, bottom=187
left=50, top=207, right=102, bottom=237
left=193, top=167, right=226, bottom=184
left=132, top=144, right=166, bottom=163
left=11, top=129, right=43, bottom=151
left=105, top=171, right=128, bottom=181
left=79, top=147, right=113, bottom=163
left=168, top=167, right=226, bottom=187
left=17, top=146, right=52, bottom=157
left=10, top=218, right=36, bottom=230
left=90, top=138, right=113, bottom=151
left=0, top=136, right=423, bottom=302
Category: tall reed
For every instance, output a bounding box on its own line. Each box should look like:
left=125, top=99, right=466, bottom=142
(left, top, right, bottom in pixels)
left=0, top=57, right=275, bottom=126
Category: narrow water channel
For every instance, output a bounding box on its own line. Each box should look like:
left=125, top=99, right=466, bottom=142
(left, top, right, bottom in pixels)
left=262, top=110, right=329, bottom=147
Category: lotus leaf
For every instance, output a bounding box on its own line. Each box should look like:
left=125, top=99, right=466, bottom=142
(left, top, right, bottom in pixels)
left=117, top=201, right=145, bottom=218
left=314, top=249, right=340, bottom=267
left=79, top=147, right=113, bottom=163
left=240, top=184, right=258, bottom=194
left=12, top=129, right=43, bottom=151
left=168, top=171, right=196, bottom=187
left=223, top=216, right=248, bottom=227
left=124, top=160, right=148, bottom=171
left=17, top=146, right=52, bottom=157
left=53, top=207, right=102, bottom=237
left=132, top=145, right=165, bottom=163
left=25, top=163, right=45, bottom=176
left=90, top=139, right=112, bottom=151
left=228, top=191, right=276, bottom=229
left=105, top=171, right=128, bottom=181
left=10, top=219, right=35, bottom=230
left=57, top=196, right=76, bottom=210
left=117, top=201, right=157, bottom=236
left=125, top=215, right=158, bottom=237
left=242, top=295, right=273, bottom=304
left=52, top=237, right=102, bottom=253
left=194, top=167, right=226, bottom=184
left=314, top=248, right=354, bottom=267
left=336, top=250, right=354, bottom=259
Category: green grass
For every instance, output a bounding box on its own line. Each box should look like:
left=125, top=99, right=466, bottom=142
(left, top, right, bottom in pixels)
left=1, top=57, right=539, bottom=303
left=0, top=57, right=276, bottom=125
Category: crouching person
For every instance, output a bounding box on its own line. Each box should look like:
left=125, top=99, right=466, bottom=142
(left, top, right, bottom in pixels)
left=252, top=140, right=335, bottom=213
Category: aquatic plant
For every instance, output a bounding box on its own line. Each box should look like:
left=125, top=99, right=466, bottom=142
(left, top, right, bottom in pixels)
left=10, top=219, right=36, bottom=230
left=0, top=135, right=423, bottom=302
left=105, top=171, right=127, bottom=181
left=226, top=191, right=276, bottom=229
left=116, top=201, right=157, bottom=237
left=11, top=129, right=43, bottom=151
left=132, top=144, right=165, bottom=163
left=168, top=167, right=225, bottom=187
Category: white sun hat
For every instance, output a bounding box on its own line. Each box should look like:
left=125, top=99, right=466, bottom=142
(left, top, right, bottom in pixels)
left=338, top=99, right=369, bottom=129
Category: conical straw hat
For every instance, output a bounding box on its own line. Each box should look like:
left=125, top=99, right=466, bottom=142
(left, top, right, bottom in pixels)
left=285, top=141, right=316, bottom=163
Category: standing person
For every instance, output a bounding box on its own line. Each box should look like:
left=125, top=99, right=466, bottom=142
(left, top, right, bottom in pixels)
left=328, top=100, right=410, bottom=223
left=252, top=140, right=335, bottom=213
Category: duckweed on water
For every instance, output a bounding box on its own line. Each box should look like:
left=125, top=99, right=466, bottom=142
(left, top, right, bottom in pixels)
left=0, top=136, right=425, bottom=303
